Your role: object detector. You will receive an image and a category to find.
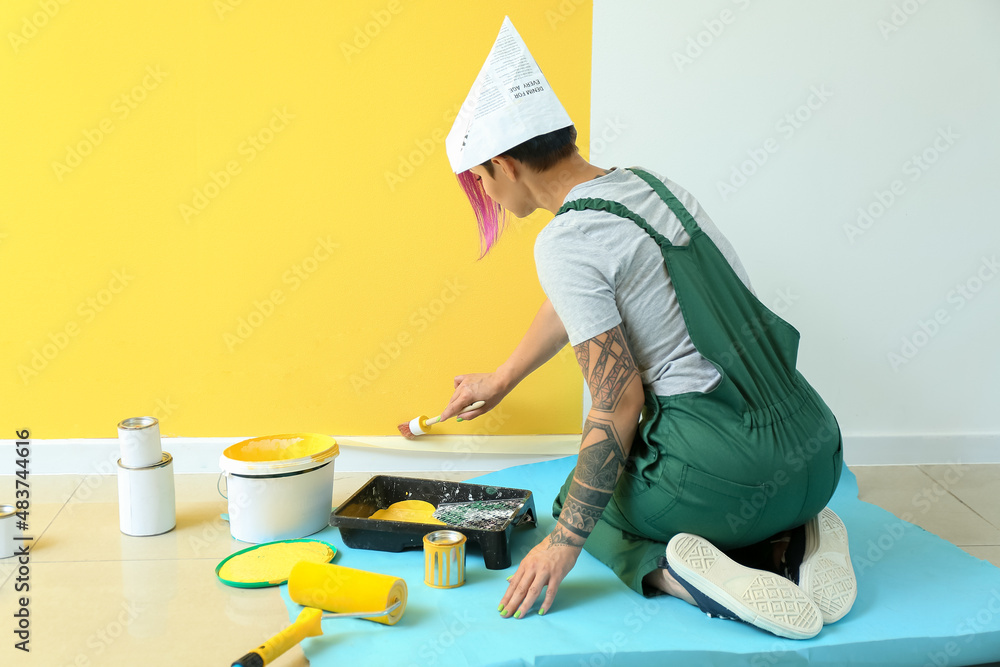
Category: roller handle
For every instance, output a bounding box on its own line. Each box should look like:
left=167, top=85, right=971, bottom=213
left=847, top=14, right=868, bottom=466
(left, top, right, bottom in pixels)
left=231, top=653, right=264, bottom=667
left=231, top=607, right=323, bottom=667
left=321, top=599, right=402, bottom=620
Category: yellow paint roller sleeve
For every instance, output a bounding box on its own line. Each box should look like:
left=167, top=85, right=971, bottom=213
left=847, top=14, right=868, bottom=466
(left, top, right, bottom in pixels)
left=288, top=562, right=407, bottom=626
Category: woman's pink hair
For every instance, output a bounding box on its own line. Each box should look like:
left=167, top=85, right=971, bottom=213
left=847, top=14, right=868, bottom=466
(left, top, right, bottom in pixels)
left=456, top=169, right=506, bottom=258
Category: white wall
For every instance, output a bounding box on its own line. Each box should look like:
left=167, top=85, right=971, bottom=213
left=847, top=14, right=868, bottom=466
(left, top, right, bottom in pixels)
left=589, top=1, right=1000, bottom=463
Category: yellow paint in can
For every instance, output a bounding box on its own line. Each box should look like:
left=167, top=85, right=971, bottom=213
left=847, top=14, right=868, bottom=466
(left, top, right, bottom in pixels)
left=423, top=530, right=466, bottom=589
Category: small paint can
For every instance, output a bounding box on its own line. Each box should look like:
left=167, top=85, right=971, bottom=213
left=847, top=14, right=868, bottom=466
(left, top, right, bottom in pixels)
left=117, top=416, right=163, bottom=469
left=0, top=505, right=22, bottom=559
left=423, top=530, right=466, bottom=589
left=117, top=452, right=176, bottom=537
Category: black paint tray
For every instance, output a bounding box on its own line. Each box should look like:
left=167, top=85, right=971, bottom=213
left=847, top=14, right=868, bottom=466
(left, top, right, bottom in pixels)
left=329, top=475, right=536, bottom=570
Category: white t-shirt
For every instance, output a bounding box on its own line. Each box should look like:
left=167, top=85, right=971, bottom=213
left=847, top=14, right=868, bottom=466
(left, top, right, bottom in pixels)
left=534, top=167, right=755, bottom=397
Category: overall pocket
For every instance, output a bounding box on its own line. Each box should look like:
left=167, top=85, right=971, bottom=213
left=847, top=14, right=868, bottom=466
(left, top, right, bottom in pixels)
left=641, top=459, right=773, bottom=549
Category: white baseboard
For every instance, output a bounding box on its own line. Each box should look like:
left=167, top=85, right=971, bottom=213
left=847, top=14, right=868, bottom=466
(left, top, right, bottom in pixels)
left=0, top=433, right=997, bottom=476
left=0, top=435, right=581, bottom=475
left=842, top=433, right=1000, bottom=466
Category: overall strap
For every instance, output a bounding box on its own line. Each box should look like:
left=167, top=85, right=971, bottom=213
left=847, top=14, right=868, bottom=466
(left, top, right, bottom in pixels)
left=627, top=168, right=702, bottom=238
left=556, top=197, right=672, bottom=249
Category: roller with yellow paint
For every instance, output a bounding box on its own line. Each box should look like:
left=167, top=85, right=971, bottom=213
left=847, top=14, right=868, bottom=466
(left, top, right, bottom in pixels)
left=230, top=562, right=406, bottom=667
left=289, top=562, right=407, bottom=625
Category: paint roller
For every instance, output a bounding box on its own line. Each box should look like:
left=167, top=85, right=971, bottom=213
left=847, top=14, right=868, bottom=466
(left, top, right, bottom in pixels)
left=231, top=562, right=407, bottom=667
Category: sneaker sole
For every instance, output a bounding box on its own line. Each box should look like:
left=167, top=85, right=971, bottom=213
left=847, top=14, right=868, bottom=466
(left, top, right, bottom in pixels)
left=799, top=508, right=857, bottom=624
left=667, top=533, right=822, bottom=640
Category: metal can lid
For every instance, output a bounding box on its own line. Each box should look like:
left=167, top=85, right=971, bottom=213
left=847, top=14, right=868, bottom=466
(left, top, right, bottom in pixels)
left=117, top=452, right=173, bottom=471
left=0, top=505, right=16, bottom=519
left=117, top=416, right=159, bottom=430
left=424, top=530, right=466, bottom=546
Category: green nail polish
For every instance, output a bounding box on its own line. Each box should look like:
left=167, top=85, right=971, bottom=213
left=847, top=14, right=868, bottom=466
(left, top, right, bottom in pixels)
left=539, top=608, right=547, bottom=616
left=456, top=417, right=463, bottom=422
left=506, top=575, right=512, bottom=581
left=514, top=611, right=521, bottom=619
left=498, top=605, right=505, bottom=613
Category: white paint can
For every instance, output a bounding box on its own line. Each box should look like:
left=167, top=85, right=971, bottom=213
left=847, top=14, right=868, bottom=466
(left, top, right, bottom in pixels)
left=219, top=434, right=338, bottom=544
left=0, top=505, right=23, bottom=559
left=117, top=452, right=176, bottom=536
left=117, top=416, right=163, bottom=469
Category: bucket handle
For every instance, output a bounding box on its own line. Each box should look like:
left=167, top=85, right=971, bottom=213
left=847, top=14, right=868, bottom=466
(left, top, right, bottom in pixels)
left=217, top=471, right=228, bottom=500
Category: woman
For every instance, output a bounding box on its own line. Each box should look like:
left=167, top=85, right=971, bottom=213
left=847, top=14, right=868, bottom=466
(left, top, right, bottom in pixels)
left=440, top=18, right=855, bottom=640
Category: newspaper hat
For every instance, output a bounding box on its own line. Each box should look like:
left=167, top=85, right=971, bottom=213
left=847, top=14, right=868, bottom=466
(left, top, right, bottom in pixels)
left=446, top=16, right=573, bottom=174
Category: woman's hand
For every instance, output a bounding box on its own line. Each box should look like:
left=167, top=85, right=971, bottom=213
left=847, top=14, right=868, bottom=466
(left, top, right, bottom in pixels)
left=499, top=526, right=583, bottom=618
left=439, top=371, right=513, bottom=422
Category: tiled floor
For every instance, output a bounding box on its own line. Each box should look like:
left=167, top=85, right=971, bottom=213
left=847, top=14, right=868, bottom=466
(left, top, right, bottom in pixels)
left=1, top=464, right=998, bottom=665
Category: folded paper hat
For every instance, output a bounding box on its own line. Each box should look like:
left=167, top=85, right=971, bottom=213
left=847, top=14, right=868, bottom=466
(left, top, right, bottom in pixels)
left=446, top=16, right=573, bottom=174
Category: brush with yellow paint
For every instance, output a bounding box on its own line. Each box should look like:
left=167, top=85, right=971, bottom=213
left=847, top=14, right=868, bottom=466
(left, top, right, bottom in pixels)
left=398, top=400, right=485, bottom=439
left=230, top=562, right=407, bottom=667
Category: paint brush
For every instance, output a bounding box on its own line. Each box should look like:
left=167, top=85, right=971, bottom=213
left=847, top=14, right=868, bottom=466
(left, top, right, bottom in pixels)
left=397, top=401, right=485, bottom=440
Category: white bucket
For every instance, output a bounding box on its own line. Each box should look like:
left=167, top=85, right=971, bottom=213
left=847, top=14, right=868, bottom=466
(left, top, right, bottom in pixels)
left=219, top=433, right=339, bottom=544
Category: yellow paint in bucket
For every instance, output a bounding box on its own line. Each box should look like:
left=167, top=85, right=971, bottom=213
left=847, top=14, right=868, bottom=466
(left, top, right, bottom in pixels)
left=222, top=433, right=339, bottom=470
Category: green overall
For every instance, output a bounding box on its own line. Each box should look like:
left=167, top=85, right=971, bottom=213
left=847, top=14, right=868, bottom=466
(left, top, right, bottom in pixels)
left=552, top=168, right=843, bottom=595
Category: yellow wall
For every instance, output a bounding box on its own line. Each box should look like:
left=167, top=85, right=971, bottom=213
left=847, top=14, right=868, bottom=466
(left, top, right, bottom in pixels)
left=1, top=1, right=591, bottom=437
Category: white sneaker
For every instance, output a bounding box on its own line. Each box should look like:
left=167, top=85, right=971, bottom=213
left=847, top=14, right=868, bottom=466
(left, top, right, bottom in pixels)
left=794, top=507, right=857, bottom=624
left=666, top=533, right=822, bottom=640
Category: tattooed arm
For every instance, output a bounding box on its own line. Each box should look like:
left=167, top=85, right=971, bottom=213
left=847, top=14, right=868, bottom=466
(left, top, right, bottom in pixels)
left=500, top=323, right=644, bottom=617
left=551, top=324, right=644, bottom=547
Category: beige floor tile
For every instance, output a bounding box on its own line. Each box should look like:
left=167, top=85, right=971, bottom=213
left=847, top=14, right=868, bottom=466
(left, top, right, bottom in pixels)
left=0, top=559, right=307, bottom=667
left=0, top=474, right=85, bottom=551
left=960, top=545, right=1000, bottom=568
left=913, top=502, right=1000, bottom=547
left=851, top=465, right=934, bottom=518
left=1, top=476, right=86, bottom=587
left=0, top=473, right=85, bottom=504
left=26, top=472, right=237, bottom=563
left=920, top=463, right=1000, bottom=535
left=0, top=503, right=62, bottom=587
left=46, top=471, right=305, bottom=563
left=852, top=465, right=1000, bottom=547
left=33, top=500, right=245, bottom=563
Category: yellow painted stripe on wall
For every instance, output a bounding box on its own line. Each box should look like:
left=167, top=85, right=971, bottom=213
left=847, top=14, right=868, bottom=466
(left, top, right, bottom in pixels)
left=1, top=1, right=591, bottom=437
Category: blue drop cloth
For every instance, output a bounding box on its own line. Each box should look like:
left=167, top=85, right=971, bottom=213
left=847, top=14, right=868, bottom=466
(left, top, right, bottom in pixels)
left=280, top=457, right=1000, bottom=666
